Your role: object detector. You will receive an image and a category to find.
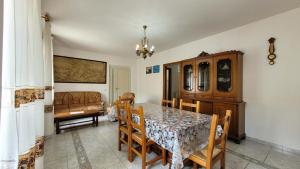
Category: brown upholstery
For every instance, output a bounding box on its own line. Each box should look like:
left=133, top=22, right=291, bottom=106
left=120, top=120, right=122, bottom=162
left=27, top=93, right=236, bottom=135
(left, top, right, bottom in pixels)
left=69, top=92, right=86, bottom=112
left=54, top=92, right=69, bottom=113
left=54, top=91, right=104, bottom=114
left=85, top=92, right=103, bottom=110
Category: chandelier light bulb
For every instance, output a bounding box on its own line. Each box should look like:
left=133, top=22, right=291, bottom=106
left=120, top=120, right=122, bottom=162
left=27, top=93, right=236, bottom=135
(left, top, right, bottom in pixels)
left=136, top=44, right=139, bottom=50
left=150, top=46, right=155, bottom=51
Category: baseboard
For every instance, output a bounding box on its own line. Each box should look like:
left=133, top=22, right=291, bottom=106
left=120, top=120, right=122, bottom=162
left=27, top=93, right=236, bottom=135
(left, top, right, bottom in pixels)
left=246, top=136, right=300, bottom=156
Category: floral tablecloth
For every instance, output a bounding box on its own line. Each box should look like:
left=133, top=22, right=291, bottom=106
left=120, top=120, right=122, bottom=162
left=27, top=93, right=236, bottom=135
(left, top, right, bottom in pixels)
left=134, top=103, right=211, bottom=169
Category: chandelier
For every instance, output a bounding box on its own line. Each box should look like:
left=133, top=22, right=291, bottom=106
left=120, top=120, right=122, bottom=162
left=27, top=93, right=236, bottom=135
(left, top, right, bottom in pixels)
left=136, top=25, right=155, bottom=59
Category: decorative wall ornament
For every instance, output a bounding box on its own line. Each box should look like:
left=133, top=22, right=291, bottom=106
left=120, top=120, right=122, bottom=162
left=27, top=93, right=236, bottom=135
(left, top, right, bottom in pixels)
left=44, top=105, right=54, bottom=113
left=54, top=56, right=107, bottom=84
left=15, top=89, right=45, bottom=108
left=268, top=37, right=276, bottom=65
left=197, top=51, right=209, bottom=57
left=35, top=136, right=45, bottom=157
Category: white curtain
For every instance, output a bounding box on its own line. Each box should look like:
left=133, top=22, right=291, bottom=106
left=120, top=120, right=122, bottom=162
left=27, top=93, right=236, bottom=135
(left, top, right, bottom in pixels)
left=0, top=0, right=45, bottom=168
left=0, top=0, right=18, bottom=168
left=43, top=21, right=54, bottom=136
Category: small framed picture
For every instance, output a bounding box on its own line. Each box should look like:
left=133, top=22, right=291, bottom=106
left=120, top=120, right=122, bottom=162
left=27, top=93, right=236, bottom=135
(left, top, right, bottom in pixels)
left=146, top=67, right=152, bottom=74
left=153, top=65, right=160, bottom=73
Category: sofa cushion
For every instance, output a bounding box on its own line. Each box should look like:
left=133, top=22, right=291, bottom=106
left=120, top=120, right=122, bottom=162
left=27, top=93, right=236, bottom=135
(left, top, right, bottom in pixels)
left=85, top=92, right=101, bottom=105
left=54, top=91, right=104, bottom=114
left=69, top=92, right=85, bottom=110
left=54, top=92, right=69, bottom=113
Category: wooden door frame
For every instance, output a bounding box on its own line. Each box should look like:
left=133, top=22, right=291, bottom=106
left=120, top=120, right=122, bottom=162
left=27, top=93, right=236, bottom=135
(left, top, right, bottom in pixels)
left=162, top=61, right=181, bottom=101
left=109, top=65, right=131, bottom=104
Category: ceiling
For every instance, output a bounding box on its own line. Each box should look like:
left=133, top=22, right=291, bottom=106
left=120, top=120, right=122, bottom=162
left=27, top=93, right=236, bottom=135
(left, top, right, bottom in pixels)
left=42, top=0, right=300, bottom=57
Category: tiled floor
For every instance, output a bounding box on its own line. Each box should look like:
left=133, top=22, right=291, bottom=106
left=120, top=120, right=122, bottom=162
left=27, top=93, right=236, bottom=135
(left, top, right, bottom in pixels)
left=44, top=118, right=300, bottom=169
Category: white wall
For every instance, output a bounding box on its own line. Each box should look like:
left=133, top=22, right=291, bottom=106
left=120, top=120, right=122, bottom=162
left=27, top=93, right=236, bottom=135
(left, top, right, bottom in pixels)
left=136, top=8, right=300, bottom=151
left=53, top=46, right=137, bottom=105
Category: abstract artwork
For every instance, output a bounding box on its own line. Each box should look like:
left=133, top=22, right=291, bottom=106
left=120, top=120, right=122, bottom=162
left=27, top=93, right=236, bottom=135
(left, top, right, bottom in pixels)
left=54, top=56, right=107, bottom=83
left=153, top=65, right=160, bottom=73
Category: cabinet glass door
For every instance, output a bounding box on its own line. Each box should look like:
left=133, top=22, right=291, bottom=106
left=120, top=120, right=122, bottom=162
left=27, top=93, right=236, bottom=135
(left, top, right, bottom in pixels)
left=183, top=64, right=193, bottom=91
left=217, top=59, right=232, bottom=92
left=197, top=62, right=210, bottom=91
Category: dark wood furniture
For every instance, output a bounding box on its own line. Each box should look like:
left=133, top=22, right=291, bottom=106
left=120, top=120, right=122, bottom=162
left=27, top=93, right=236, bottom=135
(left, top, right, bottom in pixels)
left=164, top=50, right=245, bottom=143
left=54, top=91, right=105, bottom=134
left=54, top=110, right=100, bottom=134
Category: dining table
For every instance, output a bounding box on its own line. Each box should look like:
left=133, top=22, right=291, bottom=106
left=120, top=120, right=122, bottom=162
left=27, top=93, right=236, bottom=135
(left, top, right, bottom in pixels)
left=132, top=103, right=212, bottom=169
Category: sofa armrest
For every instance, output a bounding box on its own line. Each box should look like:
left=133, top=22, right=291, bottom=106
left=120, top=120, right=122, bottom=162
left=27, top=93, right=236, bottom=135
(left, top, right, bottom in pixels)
left=99, top=101, right=105, bottom=111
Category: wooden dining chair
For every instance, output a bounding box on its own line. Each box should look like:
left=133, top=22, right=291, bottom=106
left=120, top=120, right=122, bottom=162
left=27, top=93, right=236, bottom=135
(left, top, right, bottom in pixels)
left=188, top=110, right=232, bottom=169
left=128, top=106, right=167, bottom=169
left=116, top=101, right=130, bottom=151
left=161, top=98, right=176, bottom=108
left=179, top=99, right=200, bottom=113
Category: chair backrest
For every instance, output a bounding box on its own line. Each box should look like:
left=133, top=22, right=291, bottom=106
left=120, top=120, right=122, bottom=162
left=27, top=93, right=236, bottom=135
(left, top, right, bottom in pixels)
left=116, top=101, right=130, bottom=126
left=217, top=110, right=232, bottom=152
left=205, top=114, right=219, bottom=165
left=128, top=106, right=146, bottom=135
left=161, top=98, right=176, bottom=108
left=206, top=110, right=232, bottom=165
left=119, top=92, right=135, bottom=104
left=179, top=99, right=200, bottom=113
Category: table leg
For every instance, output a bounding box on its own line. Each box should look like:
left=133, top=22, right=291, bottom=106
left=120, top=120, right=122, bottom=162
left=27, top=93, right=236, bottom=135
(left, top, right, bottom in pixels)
left=96, top=115, right=98, bottom=126
left=56, top=121, right=60, bottom=134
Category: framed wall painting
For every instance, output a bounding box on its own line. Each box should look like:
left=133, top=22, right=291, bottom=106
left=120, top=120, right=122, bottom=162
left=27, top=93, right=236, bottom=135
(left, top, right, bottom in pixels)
left=146, top=66, right=152, bottom=74
left=153, top=65, right=160, bottom=73
left=54, top=55, right=107, bottom=84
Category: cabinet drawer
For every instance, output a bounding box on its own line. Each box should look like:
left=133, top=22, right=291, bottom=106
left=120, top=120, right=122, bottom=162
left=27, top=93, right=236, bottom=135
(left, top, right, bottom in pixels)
left=180, top=92, right=195, bottom=99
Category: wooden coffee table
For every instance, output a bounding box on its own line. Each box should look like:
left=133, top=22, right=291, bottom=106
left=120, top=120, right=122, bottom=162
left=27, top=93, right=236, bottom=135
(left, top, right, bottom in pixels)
left=54, top=110, right=101, bottom=134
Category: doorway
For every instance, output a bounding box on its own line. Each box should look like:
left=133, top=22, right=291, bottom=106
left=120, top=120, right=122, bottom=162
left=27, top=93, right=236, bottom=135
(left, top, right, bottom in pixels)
left=163, top=63, right=180, bottom=105
left=109, top=66, right=131, bottom=104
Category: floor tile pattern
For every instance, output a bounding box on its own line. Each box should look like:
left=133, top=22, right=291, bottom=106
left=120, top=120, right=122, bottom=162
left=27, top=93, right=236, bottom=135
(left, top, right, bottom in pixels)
left=44, top=117, right=300, bottom=169
left=72, top=131, right=92, bottom=169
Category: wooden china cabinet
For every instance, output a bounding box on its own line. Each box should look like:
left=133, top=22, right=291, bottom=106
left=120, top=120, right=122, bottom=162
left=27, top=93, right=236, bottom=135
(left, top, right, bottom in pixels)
left=179, top=51, right=245, bottom=143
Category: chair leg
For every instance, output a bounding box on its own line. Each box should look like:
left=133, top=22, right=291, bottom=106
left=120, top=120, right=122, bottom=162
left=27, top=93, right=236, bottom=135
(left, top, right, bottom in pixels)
left=162, top=148, right=167, bottom=166
left=118, top=130, right=121, bottom=151
left=142, top=144, right=147, bottom=169
left=193, top=162, right=197, bottom=169
left=221, top=153, right=225, bottom=169
left=128, top=136, right=133, bottom=162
